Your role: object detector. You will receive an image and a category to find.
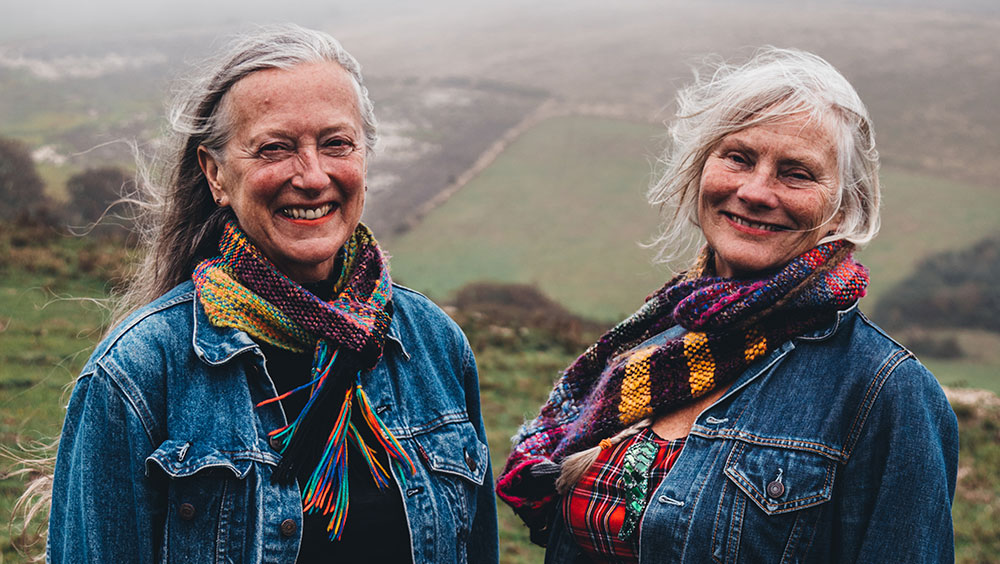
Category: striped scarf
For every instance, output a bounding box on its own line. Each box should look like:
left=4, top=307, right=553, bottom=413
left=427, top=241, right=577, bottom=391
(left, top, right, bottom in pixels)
left=192, top=220, right=414, bottom=541
left=496, top=241, right=869, bottom=533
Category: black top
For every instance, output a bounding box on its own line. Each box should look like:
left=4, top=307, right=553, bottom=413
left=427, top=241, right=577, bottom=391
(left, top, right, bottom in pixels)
left=258, top=284, right=411, bottom=562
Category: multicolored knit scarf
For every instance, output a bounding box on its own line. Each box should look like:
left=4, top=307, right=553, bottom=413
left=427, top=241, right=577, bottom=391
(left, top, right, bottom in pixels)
left=192, top=220, right=414, bottom=541
left=495, top=241, right=869, bottom=533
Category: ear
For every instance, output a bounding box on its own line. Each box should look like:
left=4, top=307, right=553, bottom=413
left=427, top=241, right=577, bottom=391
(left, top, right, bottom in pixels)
left=197, top=146, right=228, bottom=206
left=826, top=208, right=845, bottom=236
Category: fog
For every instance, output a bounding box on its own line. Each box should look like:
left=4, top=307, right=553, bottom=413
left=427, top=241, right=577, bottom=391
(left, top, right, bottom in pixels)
left=2, top=0, right=997, bottom=204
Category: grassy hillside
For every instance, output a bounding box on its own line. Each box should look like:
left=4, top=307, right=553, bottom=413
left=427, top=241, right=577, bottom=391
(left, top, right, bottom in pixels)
left=385, top=115, right=1000, bottom=322
left=385, top=116, right=671, bottom=322
left=859, top=169, right=1000, bottom=308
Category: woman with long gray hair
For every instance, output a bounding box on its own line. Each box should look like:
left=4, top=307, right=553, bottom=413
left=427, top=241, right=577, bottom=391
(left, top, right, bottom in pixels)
left=497, top=47, right=957, bottom=562
left=44, top=24, right=497, bottom=563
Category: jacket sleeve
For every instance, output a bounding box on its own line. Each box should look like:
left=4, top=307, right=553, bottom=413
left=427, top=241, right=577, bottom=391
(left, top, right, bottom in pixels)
left=460, top=341, right=500, bottom=564
left=47, top=369, right=162, bottom=563
left=834, top=354, right=959, bottom=563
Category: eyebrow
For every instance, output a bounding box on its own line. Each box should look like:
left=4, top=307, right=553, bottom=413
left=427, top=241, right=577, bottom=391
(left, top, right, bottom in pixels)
left=721, top=138, right=829, bottom=171
left=246, top=124, right=361, bottom=144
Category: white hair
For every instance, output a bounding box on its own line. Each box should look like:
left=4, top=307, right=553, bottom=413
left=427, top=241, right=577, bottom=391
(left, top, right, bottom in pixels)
left=647, top=46, right=881, bottom=266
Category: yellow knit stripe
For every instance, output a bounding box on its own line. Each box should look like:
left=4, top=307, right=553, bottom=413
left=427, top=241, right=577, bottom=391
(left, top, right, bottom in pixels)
left=618, top=346, right=656, bottom=425
left=745, top=327, right=767, bottom=363
left=684, top=332, right=715, bottom=397
left=200, top=267, right=310, bottom=352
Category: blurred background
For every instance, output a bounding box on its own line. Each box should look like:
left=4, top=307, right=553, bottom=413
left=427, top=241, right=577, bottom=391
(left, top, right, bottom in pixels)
left=1, top=1, right=998, bottom=561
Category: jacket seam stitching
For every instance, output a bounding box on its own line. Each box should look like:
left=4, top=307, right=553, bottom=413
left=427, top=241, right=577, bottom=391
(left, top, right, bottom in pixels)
left=842, top=348, right=912, bottom=458
left=392, top=410, right=471, bottom=438
left=691, top=430, right=842, bottom=461
left=676, top=434, right=730, bottom=562
left=96, top=356, right=160, bottom=446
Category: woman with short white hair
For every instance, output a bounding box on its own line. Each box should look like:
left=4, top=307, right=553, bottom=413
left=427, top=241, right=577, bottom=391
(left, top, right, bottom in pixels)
left=497, top=47, right=957, bottom=563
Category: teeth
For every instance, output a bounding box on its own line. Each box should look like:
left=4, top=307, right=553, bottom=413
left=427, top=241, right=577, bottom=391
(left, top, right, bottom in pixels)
left=729, top=214, right=785, bottom=231
left=282, top=204, right=334, bottom=220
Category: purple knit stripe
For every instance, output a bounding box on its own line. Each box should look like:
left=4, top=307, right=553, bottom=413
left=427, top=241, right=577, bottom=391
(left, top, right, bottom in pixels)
left=221, top=222, right=391, bottom=355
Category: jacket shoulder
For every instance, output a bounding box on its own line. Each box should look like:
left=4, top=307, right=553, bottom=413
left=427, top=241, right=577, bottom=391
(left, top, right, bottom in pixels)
left=825, top=310, right=953, bottom=457
left=391, top=283, right=468, bottom=346
left=85, top=282, right=195, bottom=368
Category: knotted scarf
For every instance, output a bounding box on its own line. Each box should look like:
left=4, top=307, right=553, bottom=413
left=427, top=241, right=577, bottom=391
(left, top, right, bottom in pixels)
left=496, top=240, right=869, bottom=534
left=192, top=220, right=414, bottom=541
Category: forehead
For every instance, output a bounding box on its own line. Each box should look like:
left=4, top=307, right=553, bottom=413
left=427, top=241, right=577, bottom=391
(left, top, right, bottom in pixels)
left=224, top=61, right=362, bottom=134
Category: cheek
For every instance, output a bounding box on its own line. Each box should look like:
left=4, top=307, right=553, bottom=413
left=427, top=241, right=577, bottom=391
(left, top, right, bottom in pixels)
left=697, top=165, right=733, bottom=203
left=790, top=192, right=836, bottom=226
left=240, top=168, right=285, bottom=197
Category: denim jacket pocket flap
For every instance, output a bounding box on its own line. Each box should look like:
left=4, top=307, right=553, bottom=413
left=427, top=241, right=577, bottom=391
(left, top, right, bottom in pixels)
left=413, top=421, right=489, bottom=486
left=145, top=439, right=254, bottom=480
left=723, top=441, right=836, bottom=515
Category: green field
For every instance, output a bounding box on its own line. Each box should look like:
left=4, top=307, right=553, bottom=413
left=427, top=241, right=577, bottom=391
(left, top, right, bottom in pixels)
left=385, top=116, right=671, bottom=322
left=386, top=115, right=1000, bottom=322
left=0, top=276, right=112, bottom=563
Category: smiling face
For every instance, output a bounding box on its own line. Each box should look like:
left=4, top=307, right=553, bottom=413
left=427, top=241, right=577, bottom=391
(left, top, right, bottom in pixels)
left=198, top=61, right=367, bottom=284
left=697, top=113, right=842, bottom=279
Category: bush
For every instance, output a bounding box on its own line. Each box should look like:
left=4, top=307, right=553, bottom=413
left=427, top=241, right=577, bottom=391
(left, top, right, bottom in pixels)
left=873, top=235, right=1000, bottom=332
left=448, top=282, right=607, bottom=353
left=0, top=137, right=47, bottom=221
left=66, top=166, right=132, bottom=229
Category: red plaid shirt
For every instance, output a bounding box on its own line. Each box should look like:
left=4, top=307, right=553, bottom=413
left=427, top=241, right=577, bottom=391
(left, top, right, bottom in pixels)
left=562, top=427, right=686, bottom=563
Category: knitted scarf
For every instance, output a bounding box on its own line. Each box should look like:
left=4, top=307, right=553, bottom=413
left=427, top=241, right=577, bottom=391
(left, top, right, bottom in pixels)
left=495, top=241, right=869, bottom=533
left=192, top=220, right=414, bottom=541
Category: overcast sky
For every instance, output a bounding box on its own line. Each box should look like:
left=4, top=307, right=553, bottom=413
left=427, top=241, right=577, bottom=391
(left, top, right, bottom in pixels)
left=4, top=0, right=998, bottom=45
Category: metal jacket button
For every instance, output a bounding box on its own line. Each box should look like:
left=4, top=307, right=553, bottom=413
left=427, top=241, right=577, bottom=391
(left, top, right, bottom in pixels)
left=464, top=449, right=477, bottom=473
left=280, top=519, right=297, bottom=537
left=269, top=436, right=283, bottom=452
left=766, top=480, right=785, bottom=498
left=178, top=503, right=196, bottom=521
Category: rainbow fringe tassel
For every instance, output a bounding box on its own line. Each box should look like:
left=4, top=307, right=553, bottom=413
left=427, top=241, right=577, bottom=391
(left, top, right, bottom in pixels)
left=258, top=343, right=416, bottom=540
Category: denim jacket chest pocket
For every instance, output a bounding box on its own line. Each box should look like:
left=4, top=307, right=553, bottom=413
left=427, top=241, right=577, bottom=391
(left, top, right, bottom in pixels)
left=146, top=440, right=269, bottom=564
left=406, top=419, right=489, bottom=564
left=711, top=440, right=837, bottom=563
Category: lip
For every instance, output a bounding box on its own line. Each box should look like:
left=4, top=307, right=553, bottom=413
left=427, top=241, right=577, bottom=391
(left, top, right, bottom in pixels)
left=722, top=212, right=791, bottom=234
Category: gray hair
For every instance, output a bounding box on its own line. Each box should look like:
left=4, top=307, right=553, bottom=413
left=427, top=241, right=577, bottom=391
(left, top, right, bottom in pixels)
left=117, top=24, right=377, bottom=323
left=12, top=26, right=380, bottom=556
left=647, top=46, right=881, bottom=267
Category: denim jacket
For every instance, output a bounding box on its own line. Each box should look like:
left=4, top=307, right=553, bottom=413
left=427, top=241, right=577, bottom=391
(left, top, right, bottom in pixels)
left=48, top=281, right=499, bottom=564
left=544, top=305, right=958, bottom=563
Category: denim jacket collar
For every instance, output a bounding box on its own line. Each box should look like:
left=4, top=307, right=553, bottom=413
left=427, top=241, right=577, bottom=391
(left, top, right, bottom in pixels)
left=704, top=301, right=861, bottom=411
left=795, top=301, right=860, bottom=342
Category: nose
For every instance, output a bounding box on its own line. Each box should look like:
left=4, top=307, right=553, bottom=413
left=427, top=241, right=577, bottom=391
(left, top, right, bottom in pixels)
left=290, top=147, right=329, bottom=191
left=736, top=167, right=779, bottom=209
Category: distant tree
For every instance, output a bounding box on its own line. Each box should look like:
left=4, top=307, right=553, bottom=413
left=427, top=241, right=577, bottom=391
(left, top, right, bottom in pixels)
left=0, top=136, right=46, bottom=221
left=873, top=235, right=1000, bottom=333
left=66, top=166, right=130, bottom=226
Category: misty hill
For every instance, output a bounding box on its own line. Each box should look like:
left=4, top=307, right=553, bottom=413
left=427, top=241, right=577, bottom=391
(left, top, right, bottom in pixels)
left=1, top=0, right=998, bottom=236
left=875, top=235, right=1000, bottom=332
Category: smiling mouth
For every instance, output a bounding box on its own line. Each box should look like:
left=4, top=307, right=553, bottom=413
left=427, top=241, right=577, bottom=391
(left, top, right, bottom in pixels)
left=724, top=212, right=789, bottom=232
left=280, top=203, right=335, bottom=220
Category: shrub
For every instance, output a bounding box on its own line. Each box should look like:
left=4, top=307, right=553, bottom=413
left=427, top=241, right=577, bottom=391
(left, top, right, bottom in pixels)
left=65, top=166, right=132, bottom=229
left=0, top=137, right=47, bottom=221
left=873, top=235, right=1000, bottom=332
